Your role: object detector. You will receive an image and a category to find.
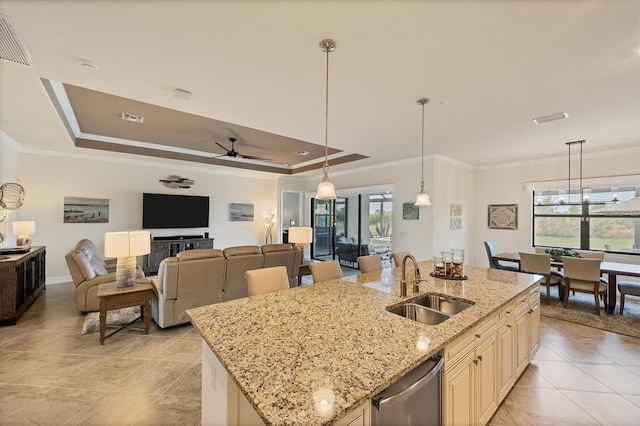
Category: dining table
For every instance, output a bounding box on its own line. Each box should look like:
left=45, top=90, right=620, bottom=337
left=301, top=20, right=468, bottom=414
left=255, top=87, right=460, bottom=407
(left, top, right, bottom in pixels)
left=494, top=252, right=640, bottom=314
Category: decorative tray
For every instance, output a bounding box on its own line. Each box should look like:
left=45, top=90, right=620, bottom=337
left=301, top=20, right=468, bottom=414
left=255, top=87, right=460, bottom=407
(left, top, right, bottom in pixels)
left=430, top=272, right=468, bottom=280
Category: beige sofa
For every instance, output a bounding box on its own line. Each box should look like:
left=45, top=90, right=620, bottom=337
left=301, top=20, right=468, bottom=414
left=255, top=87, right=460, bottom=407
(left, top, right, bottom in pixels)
left=150, top=243, right=302, bottom=328
left=65, top=239, right=145, bottom=312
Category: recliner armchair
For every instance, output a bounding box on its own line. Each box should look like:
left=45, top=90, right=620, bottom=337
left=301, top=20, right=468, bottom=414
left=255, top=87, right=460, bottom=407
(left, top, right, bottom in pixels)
left=65, top=239, right=145, bottom=312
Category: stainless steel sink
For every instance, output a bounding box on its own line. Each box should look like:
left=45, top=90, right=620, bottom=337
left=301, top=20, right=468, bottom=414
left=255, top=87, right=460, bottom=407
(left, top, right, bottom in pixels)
left=386, top=294, right=473, bottom=325
left=411, top=294, right=473, bottom=316
left=387, top=303, right=451, bottom=326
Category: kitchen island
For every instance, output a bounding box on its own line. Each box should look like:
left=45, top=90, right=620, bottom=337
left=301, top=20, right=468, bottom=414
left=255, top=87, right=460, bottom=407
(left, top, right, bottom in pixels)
left=187, top=262, right=542, bottom=425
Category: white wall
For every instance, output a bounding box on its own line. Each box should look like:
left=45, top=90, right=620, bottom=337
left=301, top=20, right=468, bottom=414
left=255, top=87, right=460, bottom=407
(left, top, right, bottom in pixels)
left=15, top=151, right=278, bottom=282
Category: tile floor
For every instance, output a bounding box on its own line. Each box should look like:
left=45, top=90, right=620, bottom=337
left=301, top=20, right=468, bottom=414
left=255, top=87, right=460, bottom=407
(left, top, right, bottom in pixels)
left=0, top=282, right=638, bottom=425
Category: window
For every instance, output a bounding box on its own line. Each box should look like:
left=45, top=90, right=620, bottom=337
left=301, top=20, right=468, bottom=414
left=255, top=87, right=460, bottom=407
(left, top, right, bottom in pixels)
left=533, top=185, right=640, bottom=253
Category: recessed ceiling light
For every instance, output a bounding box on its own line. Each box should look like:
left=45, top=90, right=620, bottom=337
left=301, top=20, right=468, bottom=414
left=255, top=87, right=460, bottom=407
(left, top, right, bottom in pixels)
left=295, top=150, right=310, bottom=156
left=532, top=112, right=569, bottom=124
left=173, top=88, right=192, bottom=100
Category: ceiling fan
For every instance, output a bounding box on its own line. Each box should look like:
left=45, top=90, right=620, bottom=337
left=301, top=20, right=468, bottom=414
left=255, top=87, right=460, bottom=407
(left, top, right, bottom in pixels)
left=213, top=137, right=272, bottom=162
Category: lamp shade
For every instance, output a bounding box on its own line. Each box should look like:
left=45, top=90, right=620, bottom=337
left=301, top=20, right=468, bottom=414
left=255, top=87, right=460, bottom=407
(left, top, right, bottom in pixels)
left=415, top=191, right=431, bottom=206
left=13, top=221, right=35, bottom=235
left=316, top=179, right=337, bottom=200
left=104, top=231, right=151, bottom=257
left=288, top=227, right=313, bottom=244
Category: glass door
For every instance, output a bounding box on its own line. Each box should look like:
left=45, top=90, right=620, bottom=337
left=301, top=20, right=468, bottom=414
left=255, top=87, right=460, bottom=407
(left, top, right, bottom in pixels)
left=311, top=198, right=347, bottom=261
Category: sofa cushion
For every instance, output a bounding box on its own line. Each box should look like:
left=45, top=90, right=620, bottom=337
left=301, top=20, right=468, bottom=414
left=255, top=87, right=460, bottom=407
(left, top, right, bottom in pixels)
left=177, top=249, right=224, bottom=261
left=261, top=244, right=293, bottom=254
left=224, top=245, right=262, bottom=257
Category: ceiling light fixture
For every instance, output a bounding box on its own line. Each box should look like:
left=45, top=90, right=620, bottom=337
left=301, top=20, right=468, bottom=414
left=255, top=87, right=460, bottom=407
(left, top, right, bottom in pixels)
left=532, top=112, right=569, bottom=124
left=566, top=139, right=585, bottom=204
left=315, top=39, right=337, bottom=200
left=415, top=98, right=431, bottom=206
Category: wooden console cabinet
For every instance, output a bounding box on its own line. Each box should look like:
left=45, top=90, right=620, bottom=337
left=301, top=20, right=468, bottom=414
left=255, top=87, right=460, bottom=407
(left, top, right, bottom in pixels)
left=0, top=246, right=46, bottom=326
left=142, top=237, right=214, bottom=275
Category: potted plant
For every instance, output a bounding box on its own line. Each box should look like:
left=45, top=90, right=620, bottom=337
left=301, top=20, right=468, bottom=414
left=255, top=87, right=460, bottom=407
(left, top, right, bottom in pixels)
left=544, top=247, right=582, bottom=261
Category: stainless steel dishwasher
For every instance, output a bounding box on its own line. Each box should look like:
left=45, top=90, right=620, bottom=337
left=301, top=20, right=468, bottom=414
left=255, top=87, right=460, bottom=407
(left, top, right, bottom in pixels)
left=371, top=351, right=443, bottom=426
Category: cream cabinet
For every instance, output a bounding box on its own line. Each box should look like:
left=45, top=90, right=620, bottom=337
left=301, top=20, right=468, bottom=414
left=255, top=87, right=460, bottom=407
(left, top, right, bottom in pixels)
left=444, top=284, right=540, bottom=426
left=335, top=401, right=370, bottom=426
left=443, top=316, right=497, bottom=426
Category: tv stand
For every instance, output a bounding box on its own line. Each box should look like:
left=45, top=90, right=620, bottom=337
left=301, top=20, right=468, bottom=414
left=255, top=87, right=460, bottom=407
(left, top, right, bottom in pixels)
left=143, top=237, right=214, bottom=275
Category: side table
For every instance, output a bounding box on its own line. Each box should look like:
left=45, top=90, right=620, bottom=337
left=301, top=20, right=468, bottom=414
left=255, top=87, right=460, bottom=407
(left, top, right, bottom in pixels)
left=96, top=281, right=153, bottom=345
left=298, top=259, right=320, bottom=286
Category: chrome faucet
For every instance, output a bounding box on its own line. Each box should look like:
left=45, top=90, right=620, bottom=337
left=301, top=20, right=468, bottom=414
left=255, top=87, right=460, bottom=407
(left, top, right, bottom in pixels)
left=401, top=254, right=424, bottom=297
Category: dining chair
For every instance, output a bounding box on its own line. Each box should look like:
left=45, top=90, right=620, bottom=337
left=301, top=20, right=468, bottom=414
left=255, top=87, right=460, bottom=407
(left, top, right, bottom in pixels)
left=309, top=260, right=343, bottom=283
left=484, top=240, right=519, bottom=271
left=575, top=250, right=605, bottom=260
left=519, top=252, right=563, bottom=305
left=618, top=281, right=640, bottom=315
left=392, top=252, right=410, bottom=268
left=561, top=256, right=608, bottom=315
left=357, top=255, right=383, bottom=273
left=245, top=266, right=290, bottom=296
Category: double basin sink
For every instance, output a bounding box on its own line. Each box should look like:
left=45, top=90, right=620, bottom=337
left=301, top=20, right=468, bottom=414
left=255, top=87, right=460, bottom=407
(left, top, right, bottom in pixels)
left=387, top=294, right=473, bottom=326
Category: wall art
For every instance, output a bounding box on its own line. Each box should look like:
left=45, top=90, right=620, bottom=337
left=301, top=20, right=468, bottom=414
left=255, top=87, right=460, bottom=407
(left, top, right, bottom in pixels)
left=402, top=202, right=419, bottom=220
left=64, top=197, right=109, bottom=223
left=230, top=203, right=254, bottom=222
left=488, top=204, right=518, bottom=230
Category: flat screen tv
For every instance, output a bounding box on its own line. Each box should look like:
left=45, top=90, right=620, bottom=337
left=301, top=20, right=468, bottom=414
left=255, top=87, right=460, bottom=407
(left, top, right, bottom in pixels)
left=142, top=193, right=210, bottom=229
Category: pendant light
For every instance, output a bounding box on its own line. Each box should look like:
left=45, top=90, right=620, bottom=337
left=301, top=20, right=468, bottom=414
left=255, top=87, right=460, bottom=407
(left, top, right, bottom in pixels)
left=415, top=98, right=431, bottom=206
left=315, top=39, right=337, bottom=200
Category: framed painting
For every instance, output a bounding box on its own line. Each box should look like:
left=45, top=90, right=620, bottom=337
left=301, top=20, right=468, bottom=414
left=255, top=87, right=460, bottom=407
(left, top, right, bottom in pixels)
left=64, top=197, right=109, bottom=223
left=488, top=204, right=518, bottom=230
left=230, top=203, right=254, bottom=222
left=402, top=203, right=419, bottom=220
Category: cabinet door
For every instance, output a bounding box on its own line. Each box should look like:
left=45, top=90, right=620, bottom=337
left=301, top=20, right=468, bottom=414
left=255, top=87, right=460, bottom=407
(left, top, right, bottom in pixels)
left=497, top=321, right=514, bottom=402
left=476, top=335, right=498, bottom=426
left=514, top=307, right=529, bottom=378
left=528, top=301, right=541, bottom=359
left=443, top=350, right=476, bottom=426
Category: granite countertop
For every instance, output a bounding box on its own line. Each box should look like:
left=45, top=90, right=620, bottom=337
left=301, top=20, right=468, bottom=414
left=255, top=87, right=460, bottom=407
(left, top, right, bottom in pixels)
left=187, top=261, right=541, bottom=426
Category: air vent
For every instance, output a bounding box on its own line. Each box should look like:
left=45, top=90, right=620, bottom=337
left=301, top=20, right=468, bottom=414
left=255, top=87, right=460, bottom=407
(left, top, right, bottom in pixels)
left=121, top=113, right=144, bottom=123
left=295, top=150, right=310, bottom=156
left=0, top=14, right=34, bottom=66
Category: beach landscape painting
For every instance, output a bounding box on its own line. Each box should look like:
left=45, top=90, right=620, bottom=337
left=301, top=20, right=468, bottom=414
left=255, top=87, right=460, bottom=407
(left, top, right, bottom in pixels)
left=230, top=203, right=254, bottom=222
left=64, top=197, right=109, bottom=223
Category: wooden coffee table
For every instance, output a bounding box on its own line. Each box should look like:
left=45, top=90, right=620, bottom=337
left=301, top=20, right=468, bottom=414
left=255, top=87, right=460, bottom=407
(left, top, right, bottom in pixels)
left=96, top=281, right=153, bottom=344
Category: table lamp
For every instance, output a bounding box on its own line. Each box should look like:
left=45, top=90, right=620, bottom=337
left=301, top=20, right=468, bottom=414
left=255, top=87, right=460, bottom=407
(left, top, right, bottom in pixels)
left=13, top=221, right=35, bottom=248
left=104, top=231, right=151, bottom=287
left=288, top=226, right=313, bottom=250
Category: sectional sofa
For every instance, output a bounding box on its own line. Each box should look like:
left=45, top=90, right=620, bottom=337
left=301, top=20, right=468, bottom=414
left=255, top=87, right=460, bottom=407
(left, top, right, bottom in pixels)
left=150, top=244, right=302, bottom=328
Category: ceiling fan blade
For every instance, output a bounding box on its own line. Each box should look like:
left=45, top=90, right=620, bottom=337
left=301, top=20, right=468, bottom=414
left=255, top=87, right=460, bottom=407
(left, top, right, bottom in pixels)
left=240, top=154, right=274, bottom=161
left=215, top=142, right=231, bottom=154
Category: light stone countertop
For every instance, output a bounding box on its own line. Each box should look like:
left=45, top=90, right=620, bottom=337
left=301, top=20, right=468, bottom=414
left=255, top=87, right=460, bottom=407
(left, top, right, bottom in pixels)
left=187, top=261, right=542, bottom=426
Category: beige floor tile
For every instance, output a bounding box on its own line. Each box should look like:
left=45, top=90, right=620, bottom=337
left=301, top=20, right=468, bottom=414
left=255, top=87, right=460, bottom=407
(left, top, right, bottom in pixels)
left=165, top=363, right=202, bottom=398
left=562, top=390, right=640, bottom=426
left=514, top=365, right=555, bottom=389
left=541, top=339, right=615, bottom=364
left=115, top=335, right=183, bottom=359
left=154, top=337, right=202, bottom=363
left=532, top=345, right=566, bottom=361
left=133, top=395, right=201, bottom=425
left=531, top=359, right=615, bottom=392
left=574, top=362, right=640, bottom=395
left=0, top=385, right=104, bottom=425
left=62, top=357, right=151, bottom=391
left=114, top=360, right=193, bottom=395
left=488, top=395, right=536, bottom=425
left=508, top=387, right=600, bottom=425
left=66, top=391, right=157, bottom=425
left=8, top=352, right=103, bottom=387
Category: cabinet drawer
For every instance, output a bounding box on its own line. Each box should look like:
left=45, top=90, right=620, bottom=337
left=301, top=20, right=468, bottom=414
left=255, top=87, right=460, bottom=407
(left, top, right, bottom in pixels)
left=195, top=240, right=214, bottom=249
left=445, top=315, right=496, bottom=369
left=528, top=284, right=540, bottom=301
left=497, top=302, right=515, bottom=322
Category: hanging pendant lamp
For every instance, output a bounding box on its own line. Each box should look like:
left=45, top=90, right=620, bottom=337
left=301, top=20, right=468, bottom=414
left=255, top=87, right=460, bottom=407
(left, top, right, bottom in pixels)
left=415, top=98, right=431, bottom=206
left=315, top=39, right=337, bottom=200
